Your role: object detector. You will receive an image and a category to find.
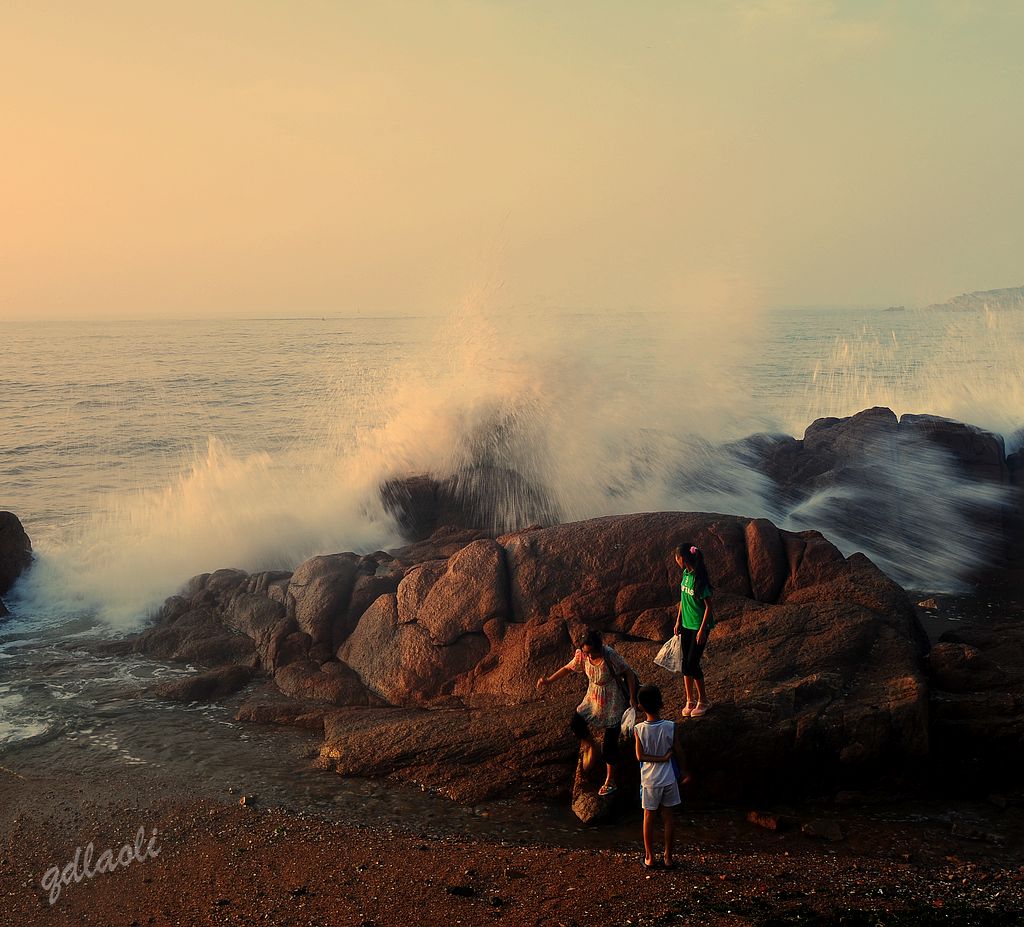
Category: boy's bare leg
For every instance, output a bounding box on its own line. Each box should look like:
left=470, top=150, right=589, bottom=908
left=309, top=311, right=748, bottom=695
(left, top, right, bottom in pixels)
left=643, top=809, right=657, bottom=866
left=661, top=804, right=675, bottom=866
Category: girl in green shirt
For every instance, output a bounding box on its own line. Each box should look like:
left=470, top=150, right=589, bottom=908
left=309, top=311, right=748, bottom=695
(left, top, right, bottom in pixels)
left=673, top=543, right=714, bottom=718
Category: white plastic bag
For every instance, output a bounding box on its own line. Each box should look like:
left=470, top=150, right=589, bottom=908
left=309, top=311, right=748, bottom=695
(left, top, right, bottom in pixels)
left=620, top=706, right=637, bottom=737
left=654, top=634, right=683, bottom=674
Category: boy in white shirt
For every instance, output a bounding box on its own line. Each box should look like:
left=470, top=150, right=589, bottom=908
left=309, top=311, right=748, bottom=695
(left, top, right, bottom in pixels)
left=634, top=684, right=689, bottom=869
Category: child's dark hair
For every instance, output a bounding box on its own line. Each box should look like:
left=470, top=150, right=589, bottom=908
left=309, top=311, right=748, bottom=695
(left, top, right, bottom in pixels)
left=637, top=684, right=663, bottom=714
left=675, top=543, right=711, bottom=596
left=577, top=629, right=604, bottom=653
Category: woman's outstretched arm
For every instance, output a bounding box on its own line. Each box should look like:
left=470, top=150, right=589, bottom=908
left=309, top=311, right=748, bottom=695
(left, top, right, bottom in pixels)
left=536, top=665, right=572, bottom=690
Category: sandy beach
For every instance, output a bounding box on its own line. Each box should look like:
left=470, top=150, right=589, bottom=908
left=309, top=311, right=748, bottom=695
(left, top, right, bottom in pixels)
left=4, top=751, right=1024, bottom=927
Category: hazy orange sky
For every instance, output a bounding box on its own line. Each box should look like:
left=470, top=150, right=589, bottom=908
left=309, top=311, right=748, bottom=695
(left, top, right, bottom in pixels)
left=2, top=1, right=1022, bottom=320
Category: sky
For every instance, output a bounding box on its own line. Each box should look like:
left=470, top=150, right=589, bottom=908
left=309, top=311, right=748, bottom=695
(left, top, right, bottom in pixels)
left=2, top=0, right=1022, bottom=320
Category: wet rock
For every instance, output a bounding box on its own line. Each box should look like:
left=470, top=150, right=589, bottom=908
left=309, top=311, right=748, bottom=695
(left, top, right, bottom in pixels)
left=731, top=408, right=1015, bottom=585
left=0, top=511, right=32, bottom=596
left=133, top=606, right=258, bottom=667
left=151, top=665, right=253, bottom=702
left=899, top=414, right=1008, bottom=485
left=381, top=468, right=553, bottom=541
left=235, top=696, right=327, bottom=734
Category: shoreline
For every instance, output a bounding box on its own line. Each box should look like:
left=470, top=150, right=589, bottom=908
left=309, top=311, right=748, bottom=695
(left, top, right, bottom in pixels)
left=3, top=742, right=1024, bottom=926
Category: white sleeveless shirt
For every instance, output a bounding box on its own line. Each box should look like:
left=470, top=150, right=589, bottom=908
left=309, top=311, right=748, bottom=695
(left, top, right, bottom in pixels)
left=635, top=719, right=676, bottom=788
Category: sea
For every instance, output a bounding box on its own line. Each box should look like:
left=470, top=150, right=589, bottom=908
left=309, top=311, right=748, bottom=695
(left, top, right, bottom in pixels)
left=1, top=303, right=1021, bottom=832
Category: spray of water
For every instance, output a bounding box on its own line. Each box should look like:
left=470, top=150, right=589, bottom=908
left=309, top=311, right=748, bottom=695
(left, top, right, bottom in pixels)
left=11, top=298, right=1022, bottom=625
left=18, top=439, right=399, bottom=627
left=799, top=307, right=1024, bottom=445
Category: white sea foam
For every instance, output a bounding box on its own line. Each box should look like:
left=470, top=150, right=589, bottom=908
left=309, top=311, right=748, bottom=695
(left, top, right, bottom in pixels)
left=797, top=307, right=1024, bottom=444
left=7, top=300, right=1022, bottom=623
left=16, top=439, right=400, bottom=627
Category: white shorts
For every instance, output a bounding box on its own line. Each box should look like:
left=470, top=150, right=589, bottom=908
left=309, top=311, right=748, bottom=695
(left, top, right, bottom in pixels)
left=641, top=781, right=681, bottom=811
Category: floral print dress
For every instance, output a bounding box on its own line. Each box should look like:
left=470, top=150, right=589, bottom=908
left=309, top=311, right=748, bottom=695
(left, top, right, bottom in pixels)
left=566, top=646, right=631, bottom=729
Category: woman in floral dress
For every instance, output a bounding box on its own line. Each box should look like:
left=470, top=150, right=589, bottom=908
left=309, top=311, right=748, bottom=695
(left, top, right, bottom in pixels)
left=536, top=629, right=639, bottom=796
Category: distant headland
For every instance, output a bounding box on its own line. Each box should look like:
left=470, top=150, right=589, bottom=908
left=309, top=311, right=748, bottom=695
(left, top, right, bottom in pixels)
left=925, top=285, right=1024, bottom=312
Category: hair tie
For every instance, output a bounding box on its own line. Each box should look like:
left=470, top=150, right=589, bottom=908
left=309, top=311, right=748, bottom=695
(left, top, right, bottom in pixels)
left=690, top=545, right=698, bottom=555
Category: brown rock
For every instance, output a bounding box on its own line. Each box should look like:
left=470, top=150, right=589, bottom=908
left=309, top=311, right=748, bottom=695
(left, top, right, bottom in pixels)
left=747, top=810, right=787, bottom=831
left=222, top=592, right=288, bottom=671
left=338, top=594, right=489, bottom=706
left=273, top=658, right=382, bottom=707
left=132, top=509, right=931, bottom=804
left=287, top=554, right=362, bottom=648
left=396, top=540, right=508, bottom=645
left=133, top=606, right=258, bottom=667
left=744, top=518, right=787, bottom=603
left=317, top=700, right=572, bottom=804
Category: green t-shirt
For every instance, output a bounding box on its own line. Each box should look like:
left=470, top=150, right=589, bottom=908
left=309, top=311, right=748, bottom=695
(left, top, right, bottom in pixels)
left=679, top=570, right=713, bottom=631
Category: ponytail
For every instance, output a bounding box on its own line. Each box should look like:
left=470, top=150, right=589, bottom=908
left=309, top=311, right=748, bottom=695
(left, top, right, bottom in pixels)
left=674, top=543, right=711, bottom=596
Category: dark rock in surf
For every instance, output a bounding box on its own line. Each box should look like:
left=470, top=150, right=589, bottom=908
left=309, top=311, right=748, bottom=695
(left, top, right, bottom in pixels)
left=732, top=408, right=1015, bottom=586
left=0, top=511, right=32, bottom=596
left=151, top=664, right=253, bottom=702
left=1006, top=448, right=1024, bottom=584
left=380, top=467, right=554, bottom=541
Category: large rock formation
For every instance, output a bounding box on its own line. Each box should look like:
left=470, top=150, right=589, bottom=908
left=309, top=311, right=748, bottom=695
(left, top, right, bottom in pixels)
left=133, top=511, right=930, bottom=803
left=732, top=407, right=1017, bottom=589
left=0, top=511, right=32, bottom=605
